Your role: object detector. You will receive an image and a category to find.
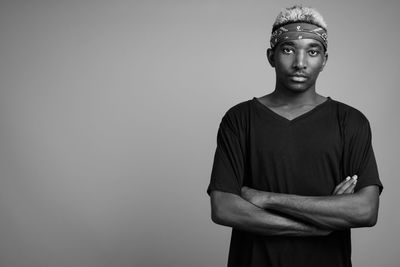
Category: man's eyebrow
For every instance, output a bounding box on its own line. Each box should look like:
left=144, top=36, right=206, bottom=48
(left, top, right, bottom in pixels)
left=279, top=41, right=323, bottom=48
left=308, top=42, right=324, bottom=49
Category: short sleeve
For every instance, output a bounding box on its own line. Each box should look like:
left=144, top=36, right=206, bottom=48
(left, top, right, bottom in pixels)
left=207, top=115, right=245, bottom=196
left=342, top=112, right=383, bottom=193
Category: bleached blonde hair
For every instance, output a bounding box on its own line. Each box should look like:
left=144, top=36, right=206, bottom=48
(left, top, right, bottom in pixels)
left=272, top=5, right=327, bottom=32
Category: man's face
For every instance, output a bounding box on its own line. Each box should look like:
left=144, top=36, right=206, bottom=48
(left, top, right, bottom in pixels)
left=268, top=39, right=328, bottom=93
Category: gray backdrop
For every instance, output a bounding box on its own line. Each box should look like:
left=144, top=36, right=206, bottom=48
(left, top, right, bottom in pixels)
left=0, top=0, right=399, bottom=266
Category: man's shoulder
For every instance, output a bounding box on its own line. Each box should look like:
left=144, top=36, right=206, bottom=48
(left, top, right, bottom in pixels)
left=331, top=98, right=370, bottom=126
left=219, top=99, right=253, bottom=133
left=224, top=99, right=253, bottom=118
left=226, top=100, right=252, bottom=114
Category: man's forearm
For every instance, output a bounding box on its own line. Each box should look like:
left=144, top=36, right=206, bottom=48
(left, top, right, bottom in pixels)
left=210, top=190, right=330, bottom=236
left=242, top=186, right=379, bottom=230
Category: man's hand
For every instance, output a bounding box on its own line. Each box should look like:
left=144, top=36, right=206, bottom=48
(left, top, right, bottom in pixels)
left=332, top=175, right=358, bottom=195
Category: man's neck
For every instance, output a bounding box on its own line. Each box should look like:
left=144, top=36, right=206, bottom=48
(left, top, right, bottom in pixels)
left=267, top=87, right=323, bottom=107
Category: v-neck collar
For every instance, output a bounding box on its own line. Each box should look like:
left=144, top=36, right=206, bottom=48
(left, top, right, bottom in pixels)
left=252, top=96, right=332, bottom=124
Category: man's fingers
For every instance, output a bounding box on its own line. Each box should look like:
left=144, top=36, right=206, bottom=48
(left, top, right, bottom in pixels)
left=333, top=176, right=351, bottom=194
left=342, top=178, right=357, bottom=194
left=333, top=176, right=348, bottom=194
left=337, top=175, right=357, bottom=194
left=334, top=175, right=357, bottom=195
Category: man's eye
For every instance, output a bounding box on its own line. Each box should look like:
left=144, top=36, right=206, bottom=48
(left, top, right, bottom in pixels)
left=308, top=50, right=319, bottom=56
left=282, top=48, right=294, bottom=54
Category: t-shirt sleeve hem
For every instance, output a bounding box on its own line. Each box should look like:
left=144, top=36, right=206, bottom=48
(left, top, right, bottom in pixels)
left=356, top=182, right=383, bottom=195
left=207, top=186, right=241, bottom=196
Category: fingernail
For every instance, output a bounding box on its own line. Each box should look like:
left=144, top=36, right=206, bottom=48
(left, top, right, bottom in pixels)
left=346, top=176, right=351, bottom=181
left=352, top=175, right=358, bottom=180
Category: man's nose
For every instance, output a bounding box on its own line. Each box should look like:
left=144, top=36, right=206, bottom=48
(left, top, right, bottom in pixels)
left=293, top=51, right=307, bottom=69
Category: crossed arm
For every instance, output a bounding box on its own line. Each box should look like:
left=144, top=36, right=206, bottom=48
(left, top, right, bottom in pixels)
left=210, top=175, right=380, bottom=236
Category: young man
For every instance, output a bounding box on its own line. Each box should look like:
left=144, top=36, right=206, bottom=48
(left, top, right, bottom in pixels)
left=207, top=5, right=383, bottom=267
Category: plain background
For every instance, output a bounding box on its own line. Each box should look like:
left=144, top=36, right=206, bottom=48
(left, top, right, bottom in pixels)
left=0, top=0, right=399, bottom=266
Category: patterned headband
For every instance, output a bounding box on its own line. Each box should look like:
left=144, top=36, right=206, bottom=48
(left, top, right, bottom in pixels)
left=270, top=22, right=328, bottom=50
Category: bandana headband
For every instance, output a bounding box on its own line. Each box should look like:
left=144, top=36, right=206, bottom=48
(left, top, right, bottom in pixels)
left=270, top=22, right=328, bottom=50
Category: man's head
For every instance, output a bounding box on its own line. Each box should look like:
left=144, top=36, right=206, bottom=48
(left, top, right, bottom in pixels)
left=270, top=5, right=328, bottom=51
left=267, top=5, right=328, bottom=93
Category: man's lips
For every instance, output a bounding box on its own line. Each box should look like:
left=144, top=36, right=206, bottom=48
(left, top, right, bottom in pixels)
left=289, top=74, right=308, bottom=82
left=290, top=73, right=308, bottom=78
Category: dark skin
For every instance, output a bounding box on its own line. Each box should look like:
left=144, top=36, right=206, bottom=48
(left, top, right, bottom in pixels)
left=210, top=38, right=380, bottom=235
left=259, top=39, right=328, bottom=120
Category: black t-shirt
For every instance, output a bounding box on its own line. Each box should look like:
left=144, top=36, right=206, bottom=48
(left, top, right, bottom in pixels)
left=207, top=97, right=383, bottom=267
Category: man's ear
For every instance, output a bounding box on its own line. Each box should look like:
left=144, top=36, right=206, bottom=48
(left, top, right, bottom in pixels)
left=321, top=51, right=328, bottom=71
left=267, top=48, right=275, bottom=67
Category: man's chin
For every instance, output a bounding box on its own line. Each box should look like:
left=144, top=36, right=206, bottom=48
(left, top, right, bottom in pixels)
left=286, top=84, right=313, bottom=93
